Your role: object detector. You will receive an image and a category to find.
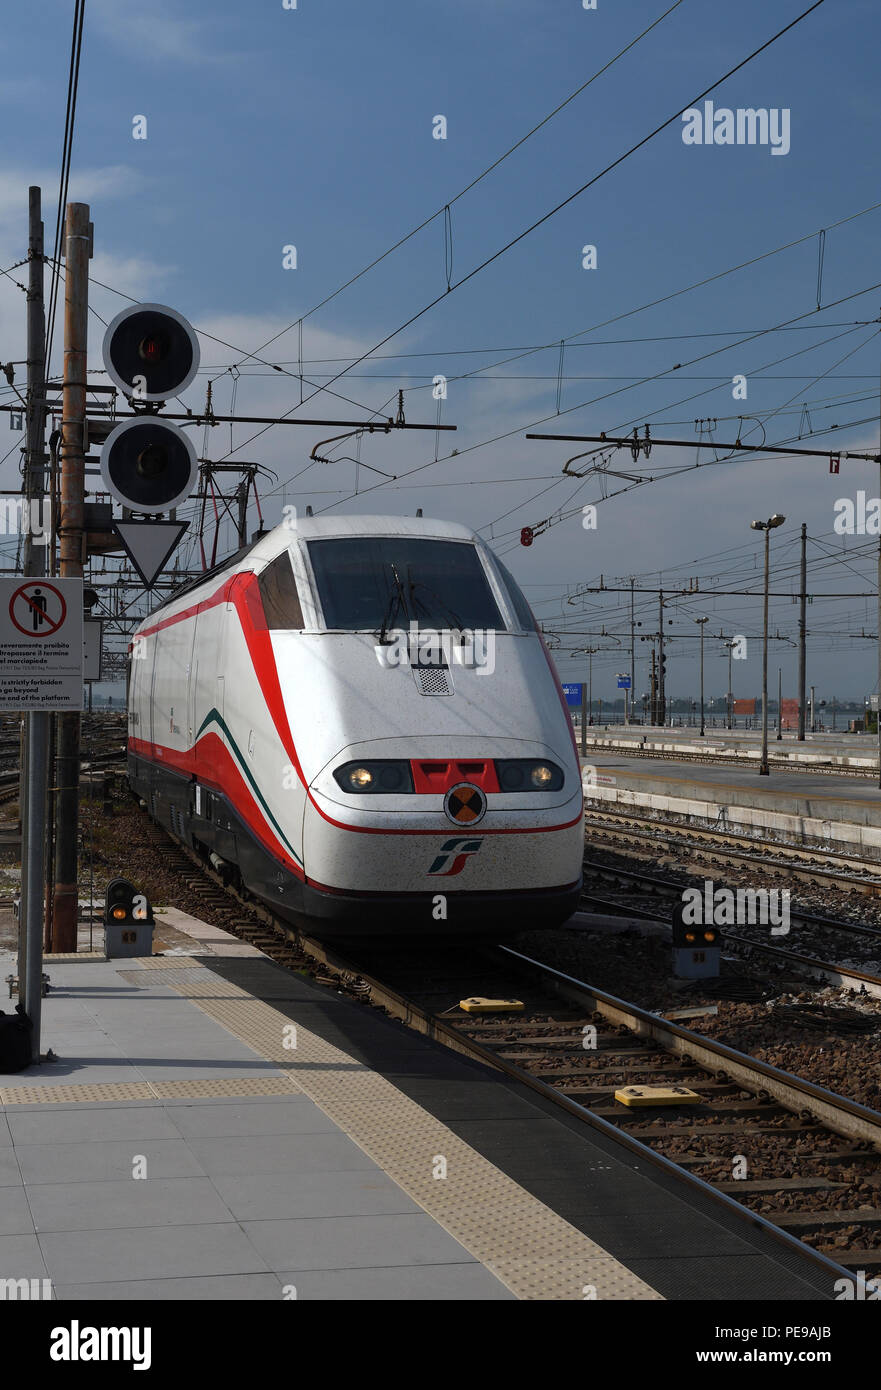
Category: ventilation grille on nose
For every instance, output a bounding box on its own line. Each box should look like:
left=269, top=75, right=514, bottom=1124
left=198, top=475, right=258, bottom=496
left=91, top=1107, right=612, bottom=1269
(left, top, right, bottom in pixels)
left=413, top=664, right=453, bottom=696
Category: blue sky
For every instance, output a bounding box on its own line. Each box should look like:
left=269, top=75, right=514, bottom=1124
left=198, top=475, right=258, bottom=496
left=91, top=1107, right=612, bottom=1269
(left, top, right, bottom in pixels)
left=1, top=0, right=880, bottom=706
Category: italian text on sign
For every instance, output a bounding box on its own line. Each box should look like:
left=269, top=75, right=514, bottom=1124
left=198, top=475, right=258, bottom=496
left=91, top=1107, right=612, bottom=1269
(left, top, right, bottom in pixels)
left=0, top=578, right=84, bottom=710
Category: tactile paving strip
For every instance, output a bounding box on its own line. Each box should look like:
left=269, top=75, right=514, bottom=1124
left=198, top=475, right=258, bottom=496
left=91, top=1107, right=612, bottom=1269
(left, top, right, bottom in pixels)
left=41, top=951, right=106, bottom=963
left=1, top=1081, right=156, bottom=1104
left=0, top=1075, right=301, bottom=1105
left=153, top=959, right=662, bottom=1301
left=130, top=955, right=203, bottom=969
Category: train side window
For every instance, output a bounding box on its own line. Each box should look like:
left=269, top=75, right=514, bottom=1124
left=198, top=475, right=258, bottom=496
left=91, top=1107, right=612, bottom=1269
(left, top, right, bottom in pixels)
left=492, top=556, right=537, bottom=632
left=258, top=552, right=304, bottom=630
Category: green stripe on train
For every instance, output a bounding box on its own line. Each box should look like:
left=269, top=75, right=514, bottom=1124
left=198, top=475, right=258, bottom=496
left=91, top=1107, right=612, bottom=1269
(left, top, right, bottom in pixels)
left=195, top=708, right=303, bottom=866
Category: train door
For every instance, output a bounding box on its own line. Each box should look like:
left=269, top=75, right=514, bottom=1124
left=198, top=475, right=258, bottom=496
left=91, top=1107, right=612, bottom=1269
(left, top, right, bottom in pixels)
left=186, top=614, right=200, bottom=829
left=127, top=630, right=152, bottom=798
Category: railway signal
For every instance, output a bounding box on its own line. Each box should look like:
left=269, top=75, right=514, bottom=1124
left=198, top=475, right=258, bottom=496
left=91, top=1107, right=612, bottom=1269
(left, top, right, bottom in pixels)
left=100, top=304, right=200, bottom=513
left=671, top=900, right=721, bottom=979
left=103, top=878, right=155, bottom=959
left=104, top=877, right=154, bottom=926
left=102, top=303, right=200, bottom=402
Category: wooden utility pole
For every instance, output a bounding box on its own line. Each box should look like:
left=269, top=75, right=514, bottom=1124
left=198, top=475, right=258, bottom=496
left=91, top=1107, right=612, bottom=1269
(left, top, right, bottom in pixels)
left=51, top=202, right=90, bottom=953
left=877, top=329, right=881, bottom=787
left=798, top=522, right=807, bottom=740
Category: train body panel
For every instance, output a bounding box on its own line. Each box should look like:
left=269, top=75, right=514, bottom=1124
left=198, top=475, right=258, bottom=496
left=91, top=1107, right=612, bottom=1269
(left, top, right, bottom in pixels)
left=128, top=515, right=583, bottom=936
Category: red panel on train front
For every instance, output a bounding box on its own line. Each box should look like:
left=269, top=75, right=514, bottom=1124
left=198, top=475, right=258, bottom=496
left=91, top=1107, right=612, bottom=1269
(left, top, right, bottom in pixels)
left=410, top=760, right=501, bottom=793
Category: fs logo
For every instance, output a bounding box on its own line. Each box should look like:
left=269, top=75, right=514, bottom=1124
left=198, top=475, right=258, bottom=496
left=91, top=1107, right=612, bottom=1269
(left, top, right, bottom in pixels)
left=427, top=838, right=484, bottom=876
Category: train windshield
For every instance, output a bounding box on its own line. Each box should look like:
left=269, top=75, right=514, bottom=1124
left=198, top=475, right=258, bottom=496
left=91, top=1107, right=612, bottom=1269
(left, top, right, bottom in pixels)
left=308, top=537, right=505, bottom=632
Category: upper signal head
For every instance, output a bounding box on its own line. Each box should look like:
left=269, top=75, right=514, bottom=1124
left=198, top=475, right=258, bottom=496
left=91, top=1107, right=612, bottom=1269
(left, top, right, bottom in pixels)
left=102, top=303, right=200, bottom=402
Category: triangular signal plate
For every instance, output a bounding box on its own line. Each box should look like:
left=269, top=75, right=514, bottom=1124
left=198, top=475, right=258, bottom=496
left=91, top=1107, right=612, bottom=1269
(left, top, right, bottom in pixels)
left=113, top=520, right=189, bottom=587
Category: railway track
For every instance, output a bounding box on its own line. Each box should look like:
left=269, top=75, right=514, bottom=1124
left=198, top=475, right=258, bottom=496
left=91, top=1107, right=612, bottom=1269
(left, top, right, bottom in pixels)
left=122, top=796, right=880, bottom=1288
left=584, top=808, right=881, bottom=890
left=580, top=858, right=881, bottom=998
left=581, top=740, right=878, bottom=778
left=0, top=740, right=127, bottom=809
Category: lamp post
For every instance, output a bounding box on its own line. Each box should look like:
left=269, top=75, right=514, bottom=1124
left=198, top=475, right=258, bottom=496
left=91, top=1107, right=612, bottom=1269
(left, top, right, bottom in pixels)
left=694, top=616, right=709, bottom=736
left=750, top=514, right=786, bottom=775
left=571, top=639, right=621, bottom=729
left=724, top=639, right=735, bottom=729
left=571, top=646, right=601, bottom=729
left=777, top=666, right=783, bottom=740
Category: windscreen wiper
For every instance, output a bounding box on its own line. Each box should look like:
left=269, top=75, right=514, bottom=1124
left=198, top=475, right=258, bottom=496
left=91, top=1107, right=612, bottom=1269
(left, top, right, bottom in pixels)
left=406, top=571, right=466, bottom=633
left=378, top=563, right=408, bottom=645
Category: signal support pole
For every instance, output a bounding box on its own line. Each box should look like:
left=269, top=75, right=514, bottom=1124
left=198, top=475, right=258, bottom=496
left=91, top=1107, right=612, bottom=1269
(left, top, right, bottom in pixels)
left=18, top=187, right=49, bottom=1056
left=657, top=590, right=665, bottom=728
left=629, top=578, right=636, bottom=725
left=760, top=526, right=770, bottom=775
left=52, top=202, right=91, bottom=954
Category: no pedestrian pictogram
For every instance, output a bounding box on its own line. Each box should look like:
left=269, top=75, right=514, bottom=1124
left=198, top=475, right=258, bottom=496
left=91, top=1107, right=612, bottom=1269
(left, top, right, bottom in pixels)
left=9, top=582, right=68, bottom=637
left=0, top=576, right=83, bottom=710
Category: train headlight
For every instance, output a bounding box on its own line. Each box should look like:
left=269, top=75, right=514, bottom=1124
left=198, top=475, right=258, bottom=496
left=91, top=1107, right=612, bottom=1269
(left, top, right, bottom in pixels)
left=495, top=759, right=564, bottom=792
left=333, top=761, right=414, bottom=794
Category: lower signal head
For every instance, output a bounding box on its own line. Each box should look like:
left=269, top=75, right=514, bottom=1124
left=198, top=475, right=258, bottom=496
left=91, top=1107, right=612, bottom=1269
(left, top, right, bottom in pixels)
left=101, top=417, right=197, bottom=512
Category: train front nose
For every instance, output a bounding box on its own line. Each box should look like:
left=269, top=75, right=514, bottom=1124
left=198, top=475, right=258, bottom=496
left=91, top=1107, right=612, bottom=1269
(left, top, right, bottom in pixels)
left=299, top=739, right=583, bottom=929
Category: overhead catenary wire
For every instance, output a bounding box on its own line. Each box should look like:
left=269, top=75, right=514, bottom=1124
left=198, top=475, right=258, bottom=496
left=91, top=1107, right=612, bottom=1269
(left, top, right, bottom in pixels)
left=242, top=0, right=690, bottom=366
left=62, top=195, right=881, bottom=527
left=316, top=286, right=881, bottom=529
left=218, top=0, right=830, bottom=469
left=483, top=299, right=881, bottom=549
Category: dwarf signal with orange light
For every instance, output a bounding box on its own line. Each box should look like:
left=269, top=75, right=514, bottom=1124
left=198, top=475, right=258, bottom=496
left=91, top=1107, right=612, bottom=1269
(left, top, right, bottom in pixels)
left=103, top=879, right=155, bottom=959
left=671, top=900, right=722, bottom=980
left=103, top=878, right=154, bottom=928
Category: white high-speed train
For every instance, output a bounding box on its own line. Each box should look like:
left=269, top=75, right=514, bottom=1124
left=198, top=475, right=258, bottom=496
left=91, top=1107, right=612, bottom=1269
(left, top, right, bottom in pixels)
left=127, top=515, right=584, bottom=936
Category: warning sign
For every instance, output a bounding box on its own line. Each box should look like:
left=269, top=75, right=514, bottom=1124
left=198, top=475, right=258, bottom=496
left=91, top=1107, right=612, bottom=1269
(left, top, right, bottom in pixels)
left=0, top=578, right=83, bottom=710
left=9, top=582, right=68, bottom=637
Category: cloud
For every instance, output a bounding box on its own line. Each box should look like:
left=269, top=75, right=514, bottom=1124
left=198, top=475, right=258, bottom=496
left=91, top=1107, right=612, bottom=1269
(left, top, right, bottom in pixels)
left=90, top=251, right=175, bottom=306
left=192, top=314, right=373, bottom=374
left=0, top=165, right=144, bottom=243
left=88, top=0, right=232, bottom=65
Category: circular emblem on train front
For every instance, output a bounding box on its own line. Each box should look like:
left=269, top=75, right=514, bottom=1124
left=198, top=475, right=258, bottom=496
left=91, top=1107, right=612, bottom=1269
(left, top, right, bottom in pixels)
left=444, top=782, right=487, bottom=827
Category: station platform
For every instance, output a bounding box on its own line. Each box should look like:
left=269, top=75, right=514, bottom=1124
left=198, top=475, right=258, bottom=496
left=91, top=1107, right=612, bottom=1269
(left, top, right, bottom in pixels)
left=0, top=916, right=841, bottom=1301
left=583, top=751, right=881, bottom=856
left=581, top=726, right=881, bottom=773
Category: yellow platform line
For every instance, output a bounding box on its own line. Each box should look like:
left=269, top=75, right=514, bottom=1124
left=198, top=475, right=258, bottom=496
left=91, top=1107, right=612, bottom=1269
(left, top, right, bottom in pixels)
left=148, top=960, right=662, bottom=1302
left=0, top=1074, right=301, bottom=1105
